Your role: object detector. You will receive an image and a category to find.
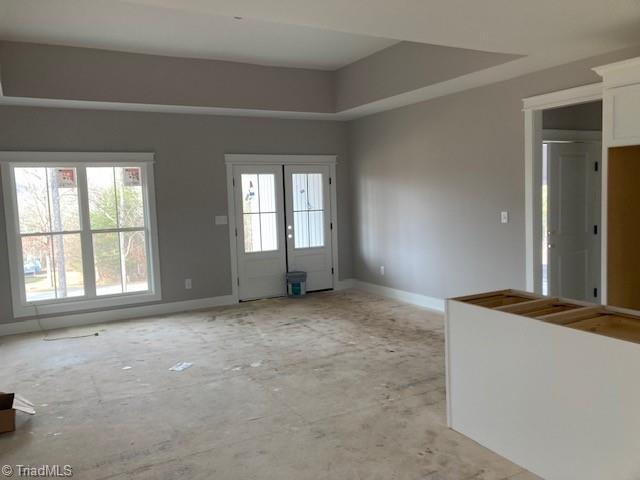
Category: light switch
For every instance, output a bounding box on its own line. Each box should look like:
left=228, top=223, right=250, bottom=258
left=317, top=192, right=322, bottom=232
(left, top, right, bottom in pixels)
left=215, top=215, right=228, bottom=225
left=501, top=211, right=509, bottom=224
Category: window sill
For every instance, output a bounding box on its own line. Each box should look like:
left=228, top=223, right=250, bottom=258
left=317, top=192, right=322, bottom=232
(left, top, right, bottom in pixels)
left=13, top=291, right=162, bottom=318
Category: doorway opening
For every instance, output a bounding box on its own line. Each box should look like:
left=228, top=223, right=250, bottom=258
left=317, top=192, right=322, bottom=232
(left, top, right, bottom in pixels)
left=225, top=155, right=339, bottom=302
left=540, top=101, right=602, bottom=301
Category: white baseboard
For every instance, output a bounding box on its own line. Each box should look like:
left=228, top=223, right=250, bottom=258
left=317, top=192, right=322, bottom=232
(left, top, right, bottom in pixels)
left=335, top=278, right=355, bottom=290
left=0, top=281, right=444, bottom=337
left=0, top=295, right=237, bottom=337
left=350, top=279, right=445, bottom=313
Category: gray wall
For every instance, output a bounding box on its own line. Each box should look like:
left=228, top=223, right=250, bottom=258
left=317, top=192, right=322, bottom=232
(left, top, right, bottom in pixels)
left=543, top=101, right=603, bottom=131
left=0, top=40, right=521, bottom=115
left=336, top=41, right=521, bottom=112
left=0, top=41, right=335, bottom=113
left=0, top=107, right=350, bottom=324
left=348, top=46, right=640, bottom=300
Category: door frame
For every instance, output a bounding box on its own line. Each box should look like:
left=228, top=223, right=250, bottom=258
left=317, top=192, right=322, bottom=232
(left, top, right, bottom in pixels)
left=522, top=83, right=605, bottom=299
left=225, top=154, right=339, bottom=302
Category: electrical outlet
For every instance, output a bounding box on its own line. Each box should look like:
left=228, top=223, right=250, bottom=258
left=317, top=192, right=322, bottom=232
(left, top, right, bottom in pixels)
left=185, top=278, right=192, bottom=290
left=380, top=266, right=385, bottom=276
left=501, top=211, right=509, bottom=224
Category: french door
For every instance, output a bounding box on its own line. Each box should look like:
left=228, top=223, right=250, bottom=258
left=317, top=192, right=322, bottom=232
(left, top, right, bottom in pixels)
left=284, top=165, right=333, bottom=292
left=233, top=165, right=287, bottom=300
left=232, top=163, right=333, bottom=301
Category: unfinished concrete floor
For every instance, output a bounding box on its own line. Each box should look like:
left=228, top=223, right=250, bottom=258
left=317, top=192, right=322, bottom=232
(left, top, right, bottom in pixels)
left=0, top=290, right=540, bottom=479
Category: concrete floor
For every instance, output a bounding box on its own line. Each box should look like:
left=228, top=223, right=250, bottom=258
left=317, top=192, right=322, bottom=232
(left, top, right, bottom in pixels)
left=0, top=290, right=540, bottom=479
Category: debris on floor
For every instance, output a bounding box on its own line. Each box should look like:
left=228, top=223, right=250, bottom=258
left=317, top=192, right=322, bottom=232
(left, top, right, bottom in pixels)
left=14, top=395, right=35, bottom=415
left=169, top=361, right=193, bottom=372
left=0, top=291, right=535, bottom=479
left=121, top=366, right=132, bottom=370
left=43, top=332, right=99, bottom=342
left=1, top=392, right=36, bottom=434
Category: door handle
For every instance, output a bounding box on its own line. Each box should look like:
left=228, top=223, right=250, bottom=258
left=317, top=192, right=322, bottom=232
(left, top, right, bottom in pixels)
left=547, top=243, right=555, bottom=249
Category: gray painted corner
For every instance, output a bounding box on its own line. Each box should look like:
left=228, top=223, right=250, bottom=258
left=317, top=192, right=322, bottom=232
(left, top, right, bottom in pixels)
left=2, top=44, right=640, bottom=324
left=347, top=45, right=640, bottom=301
left=336, top=41, right=523, bottom=111
left=0, top=41, right=336, bottom=114
left=0, top=40, right=522, bottom=115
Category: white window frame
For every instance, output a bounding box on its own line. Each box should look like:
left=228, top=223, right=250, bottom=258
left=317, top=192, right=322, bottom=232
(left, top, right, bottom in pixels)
left=1, top=152, right=162, bottom=317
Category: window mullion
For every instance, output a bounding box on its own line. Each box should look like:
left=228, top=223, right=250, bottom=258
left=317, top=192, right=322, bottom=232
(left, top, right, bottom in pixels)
left=77, top=167, right=97, bottom=298
left=43, top=169, right=61, bottom=299
left=88, top=226, right=144, bottom=234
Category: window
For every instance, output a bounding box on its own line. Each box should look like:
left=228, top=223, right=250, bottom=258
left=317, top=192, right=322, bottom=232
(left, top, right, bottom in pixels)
left=87, top=167, right=149, bottom=295
left=292, top=173, right=325, bottom=248
left=1, top=153, right=160, bottom=317
left=241, top=173, right=278, bottom=253
left=15, top=167, right=84, bottom=302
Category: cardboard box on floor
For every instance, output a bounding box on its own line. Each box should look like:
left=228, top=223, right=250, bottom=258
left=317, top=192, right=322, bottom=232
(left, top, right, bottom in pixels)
left=0, top=392, right=35, bottom=434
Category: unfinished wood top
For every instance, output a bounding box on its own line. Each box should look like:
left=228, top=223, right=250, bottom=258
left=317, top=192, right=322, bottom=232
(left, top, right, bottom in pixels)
left=496, top=298, right=584, bottom=317
left=494, top=298, right=558, bottom=314
left=453, top=290, right=540, bottom=309
left=568, top=314, right=640, bottom=344
left=537, top=306, right=604, bottom=325
left=450, top=289, right=640, bottom=345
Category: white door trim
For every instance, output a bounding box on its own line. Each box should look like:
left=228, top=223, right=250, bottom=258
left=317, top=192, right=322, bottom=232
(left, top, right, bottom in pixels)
left=226, top=162, right=240, bottom=302
left=522, top=83, right=603, bottom=297
left=522, top=83, right=603, bottom=111
left=225, top=154, right=337, bottom=166
left=542, top=130, right=602, bottom=142
left=224, top=154, right=339, bottom=301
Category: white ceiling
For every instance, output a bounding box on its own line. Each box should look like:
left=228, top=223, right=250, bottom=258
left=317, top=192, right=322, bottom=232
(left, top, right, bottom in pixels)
left=2, top=0, right=639, bottom=74
left=0, top=0, right=398, bottom=70
left=121, top=0, right=640, bottom=61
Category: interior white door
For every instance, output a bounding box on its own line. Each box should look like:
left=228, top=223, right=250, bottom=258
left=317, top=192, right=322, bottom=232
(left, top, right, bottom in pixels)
left=284, top=165, right=333, bottom=291
left=547, top=142, right=601, bottom=301
left=233, top=165, right=287, bottom=300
